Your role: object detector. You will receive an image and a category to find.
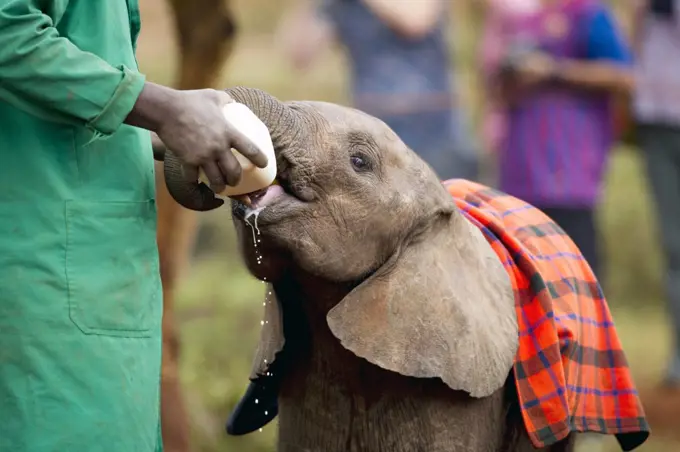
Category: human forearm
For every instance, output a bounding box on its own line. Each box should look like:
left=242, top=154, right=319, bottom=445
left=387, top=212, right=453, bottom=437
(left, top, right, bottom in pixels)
left=556, top=4, right=635, bottom=94
left=556, top=59, right=635, bottom=94
left=124, top=82, right=182, bottom=133
left=0, top=0, right=145, bottom=135
left=360, top=0, right=443, bottom=38
left=276, top=0, right=336, bottom=71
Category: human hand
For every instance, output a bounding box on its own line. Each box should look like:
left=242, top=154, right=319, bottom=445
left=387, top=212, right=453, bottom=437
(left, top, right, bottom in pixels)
left=157, top=89, right=269, bottom=194
left=513, top=51, right=558, bottom=86
left=126, top=84, right=269, bottom=194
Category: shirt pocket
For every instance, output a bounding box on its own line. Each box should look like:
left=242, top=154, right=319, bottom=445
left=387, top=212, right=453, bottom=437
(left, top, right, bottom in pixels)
left=65, top=200, right=161, bottom=337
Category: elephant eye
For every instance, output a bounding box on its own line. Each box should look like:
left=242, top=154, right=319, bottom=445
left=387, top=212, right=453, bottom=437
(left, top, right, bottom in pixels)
left=350, top=154, right=372, bottom=172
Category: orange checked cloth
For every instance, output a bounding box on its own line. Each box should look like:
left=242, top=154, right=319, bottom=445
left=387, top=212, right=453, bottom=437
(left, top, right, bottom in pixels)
left=444, top=180, right=650, bottom=450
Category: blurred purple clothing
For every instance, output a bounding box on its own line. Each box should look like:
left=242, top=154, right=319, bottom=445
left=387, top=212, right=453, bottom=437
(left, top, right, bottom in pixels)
left=497, top=0, right=632, bottom=207
left=479, top=0, right=539, bottom=153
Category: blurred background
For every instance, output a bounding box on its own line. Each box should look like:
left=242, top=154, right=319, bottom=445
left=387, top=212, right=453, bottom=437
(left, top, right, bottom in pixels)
left=138, top=0, right=679, bottom=451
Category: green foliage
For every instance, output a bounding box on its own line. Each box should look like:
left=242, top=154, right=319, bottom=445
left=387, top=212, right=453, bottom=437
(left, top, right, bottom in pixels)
left=600, top=148, right=664, bottom=308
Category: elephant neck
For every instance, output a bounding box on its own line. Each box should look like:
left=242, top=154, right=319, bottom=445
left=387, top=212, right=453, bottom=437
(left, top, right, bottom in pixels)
left=273, top=272, right=511, bottom=452
left=273, top=270, right=357, bottom=378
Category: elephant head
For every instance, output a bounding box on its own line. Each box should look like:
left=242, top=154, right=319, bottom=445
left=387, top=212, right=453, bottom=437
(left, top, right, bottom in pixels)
left=162, top=89, right=518, bottom=436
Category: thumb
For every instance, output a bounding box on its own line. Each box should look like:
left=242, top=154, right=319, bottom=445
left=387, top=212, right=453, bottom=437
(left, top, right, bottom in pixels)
left=215, top=90, right=235, bottom=106
left=150, top=132, right=166, bottom=161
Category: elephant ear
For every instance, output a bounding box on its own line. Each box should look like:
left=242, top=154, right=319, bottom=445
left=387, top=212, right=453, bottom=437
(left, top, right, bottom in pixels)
left=226, top=284, right=285, bottom=436
left=249, top=285, right=285, bottom=380
left=327, top=211, right=518, bottom=398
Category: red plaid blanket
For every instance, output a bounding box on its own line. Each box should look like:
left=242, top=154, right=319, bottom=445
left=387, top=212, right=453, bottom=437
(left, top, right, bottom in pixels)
left=444, top=179, right=650, bottom=450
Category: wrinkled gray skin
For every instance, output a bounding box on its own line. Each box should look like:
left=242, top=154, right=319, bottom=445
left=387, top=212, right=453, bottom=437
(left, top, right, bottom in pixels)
left=162, top=87, right=576, bottom=452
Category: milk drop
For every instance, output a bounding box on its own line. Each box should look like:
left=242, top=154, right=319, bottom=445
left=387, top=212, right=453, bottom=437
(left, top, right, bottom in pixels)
left=247, top=208, right=271, bottom=427
left=244, top=208, right=266, bottom=269
left=245, top=208, right=263, bottom=237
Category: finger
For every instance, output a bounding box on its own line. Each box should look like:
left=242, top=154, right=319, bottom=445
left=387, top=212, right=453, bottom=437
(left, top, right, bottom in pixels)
left=230, top=194, right=252, bottom=206
left=228, top=128, right=269, bottom=169
left=216, top=90, right=235, bottom=105
left=181, top=164, right=200, bottom=183
left=202, top=161, right=226, bottom=194
left=218, top=150, right=243, bottom=187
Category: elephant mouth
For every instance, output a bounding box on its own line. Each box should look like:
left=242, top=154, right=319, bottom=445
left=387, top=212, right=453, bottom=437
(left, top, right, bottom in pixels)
left=231, top=172, right=308, bottom=222
left=249, top=184, right=284, bottom=206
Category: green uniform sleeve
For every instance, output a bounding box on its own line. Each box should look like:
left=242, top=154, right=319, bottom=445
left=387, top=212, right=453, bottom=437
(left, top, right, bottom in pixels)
left=0, top=0, right=146, bottom=136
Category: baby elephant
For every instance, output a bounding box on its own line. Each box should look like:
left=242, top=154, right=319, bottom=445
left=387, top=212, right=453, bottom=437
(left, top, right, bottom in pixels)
left=162, top=87, right=650, bottom=452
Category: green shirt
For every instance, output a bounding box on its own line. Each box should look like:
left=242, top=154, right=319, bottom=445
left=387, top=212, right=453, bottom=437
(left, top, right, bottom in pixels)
left=0, top=1, right=162, bottom=450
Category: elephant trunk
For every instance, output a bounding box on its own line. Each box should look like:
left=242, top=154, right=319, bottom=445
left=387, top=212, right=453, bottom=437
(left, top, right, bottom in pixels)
left=163, top=87, right=302, bottom=212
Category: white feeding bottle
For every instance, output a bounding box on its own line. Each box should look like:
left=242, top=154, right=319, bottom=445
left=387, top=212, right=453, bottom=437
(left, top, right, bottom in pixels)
left=198, top=102, right=277, bottom=197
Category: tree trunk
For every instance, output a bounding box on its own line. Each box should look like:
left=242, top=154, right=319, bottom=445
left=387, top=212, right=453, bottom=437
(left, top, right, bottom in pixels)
left=156, top=1, right=238, bottom=450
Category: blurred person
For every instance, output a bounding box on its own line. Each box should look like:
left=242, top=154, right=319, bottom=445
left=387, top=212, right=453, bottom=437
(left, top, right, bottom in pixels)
left=0, top=1, right=267, bottom=451
left=485, top=0, right=634, bottom=278
left=478, top=0, right=540, bottom=155
left=276, top=0, right=480, bottom=181
left=632, top=0, right=680, bottom=394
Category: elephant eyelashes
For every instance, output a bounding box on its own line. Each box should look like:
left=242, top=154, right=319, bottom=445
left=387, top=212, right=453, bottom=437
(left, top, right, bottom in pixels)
left=350, top=154, right=372, bottom=172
